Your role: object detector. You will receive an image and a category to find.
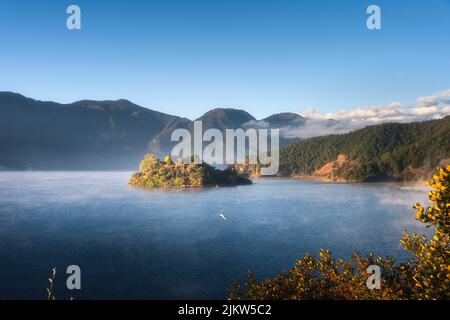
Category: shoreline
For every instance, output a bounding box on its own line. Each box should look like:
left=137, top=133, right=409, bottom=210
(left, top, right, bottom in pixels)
left=0, top=170, right=430, bottom=186
left=128, top=181, right=252, bottom=189
left=261, top=174, right=430, bottom=186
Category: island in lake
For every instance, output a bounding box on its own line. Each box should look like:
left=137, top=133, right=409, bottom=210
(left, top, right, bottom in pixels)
left=129, top=154, right=252, bottom=188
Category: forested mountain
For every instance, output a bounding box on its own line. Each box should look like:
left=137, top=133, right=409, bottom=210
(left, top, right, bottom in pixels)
left=279, top=116, right=450, bottom=181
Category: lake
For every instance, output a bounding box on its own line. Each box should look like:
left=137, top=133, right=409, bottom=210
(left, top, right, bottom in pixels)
left=0, top=172, right=431, bottom=299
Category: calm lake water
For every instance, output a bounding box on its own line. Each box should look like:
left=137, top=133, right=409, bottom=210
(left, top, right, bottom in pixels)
left=0, top=172, right=431, bottom=299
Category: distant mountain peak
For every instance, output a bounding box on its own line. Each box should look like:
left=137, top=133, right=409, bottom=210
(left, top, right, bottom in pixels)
left=197, top=108, right=256, bottom=129
left=198, top=108, right=255, bottom=120
left=71, top=99, right=164, bottom=115
left=0, top=91, right=27, bottom=99
left=263, top=112, right=303, bottom=122
left=0, top=91, right=36, bottom=104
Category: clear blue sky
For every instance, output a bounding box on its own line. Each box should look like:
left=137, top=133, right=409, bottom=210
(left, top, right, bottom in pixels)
left=0, top=0, right=449, bottom=119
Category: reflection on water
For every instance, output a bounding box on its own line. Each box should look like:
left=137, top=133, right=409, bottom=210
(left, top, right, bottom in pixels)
left=0, top=172, right=431, bottom=299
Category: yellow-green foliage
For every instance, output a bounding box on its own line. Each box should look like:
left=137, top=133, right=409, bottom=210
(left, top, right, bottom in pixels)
left=400, top=165, right=450, bottom=299
left=229, top=166, right=450, bottom=300
left=47, top=267, right=57, bottom=300
left=229, top=250, right=409, bottom=300
left=139, top=154, right=158, bottom=172
left=129, top=154, right=251, bottom=188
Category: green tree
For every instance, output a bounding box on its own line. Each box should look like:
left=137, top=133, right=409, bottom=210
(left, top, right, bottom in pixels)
left=139, top=154, right=159, bottom=172
left=130, top=155, right=251, bottom=188
left=163, top=155, right=173, bottom=165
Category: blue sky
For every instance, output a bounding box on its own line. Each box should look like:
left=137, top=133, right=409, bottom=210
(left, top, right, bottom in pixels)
left=0, top=0, right=449, bottom=119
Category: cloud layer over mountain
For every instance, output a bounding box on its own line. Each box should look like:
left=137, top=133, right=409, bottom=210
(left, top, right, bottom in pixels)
left=283, top=89, right=450, bottom=138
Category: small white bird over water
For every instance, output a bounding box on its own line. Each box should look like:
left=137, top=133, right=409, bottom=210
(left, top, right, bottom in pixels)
left=218, top=213, right=227, bottom=220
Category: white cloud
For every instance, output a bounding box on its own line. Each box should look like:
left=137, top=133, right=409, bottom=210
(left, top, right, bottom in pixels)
left=442, top=105, right=450, bottom=113
left=439, top=89, right=450, bottom=98
left=287, top=88, right=450, bottom=138
left=411, top=106, right=441, bottom=116
left=281, top=119, right=361, bottom=139
left=303, top=89, right=450, bottom=122
left=416, top=95, right=440, bottom=108
left=299, top=108, right=321, bottom=119
left=242, top=119, right=270, bottom=128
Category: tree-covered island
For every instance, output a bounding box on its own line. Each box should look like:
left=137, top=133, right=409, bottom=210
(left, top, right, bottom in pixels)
left=129, top=154, right=252, bottom=188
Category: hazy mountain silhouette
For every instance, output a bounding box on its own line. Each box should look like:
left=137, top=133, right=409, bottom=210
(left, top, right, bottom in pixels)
left=261, top=112, right=305, bottom=127
left=0, top=92, right=180, bottom=169
left=2, top=92, right=448, bottom=172
left=0, top=92, right=306, bottom=170
left=197, top=108, right=256, bottom=129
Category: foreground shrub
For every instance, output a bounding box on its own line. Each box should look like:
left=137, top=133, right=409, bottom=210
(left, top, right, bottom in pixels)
left=229, top=166, right=450, bottom=300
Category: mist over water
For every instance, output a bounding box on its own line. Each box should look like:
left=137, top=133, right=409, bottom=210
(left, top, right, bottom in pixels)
left=0, top=172, right=431, bottom=299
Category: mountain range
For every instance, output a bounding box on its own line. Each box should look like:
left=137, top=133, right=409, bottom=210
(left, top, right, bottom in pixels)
left=0, top=92, right=308, bottom=170
left=2, top=91, right=449, bottom=179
